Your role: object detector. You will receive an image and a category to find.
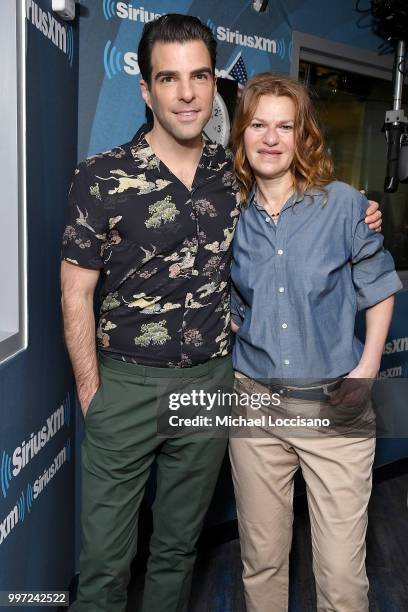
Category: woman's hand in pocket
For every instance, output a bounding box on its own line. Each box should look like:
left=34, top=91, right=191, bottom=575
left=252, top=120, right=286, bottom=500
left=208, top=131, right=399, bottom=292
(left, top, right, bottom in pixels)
left=329, top=367, right=375, bottom=408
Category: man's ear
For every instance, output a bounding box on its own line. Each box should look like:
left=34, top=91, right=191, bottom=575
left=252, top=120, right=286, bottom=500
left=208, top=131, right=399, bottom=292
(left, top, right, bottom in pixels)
left=140, top=79, right=151, bottom=108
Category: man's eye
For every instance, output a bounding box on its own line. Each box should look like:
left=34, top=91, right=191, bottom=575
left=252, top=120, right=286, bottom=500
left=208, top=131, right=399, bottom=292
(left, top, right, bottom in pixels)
left=195, top=73, right=208, bottom=80
left=161, top=76, right=174, bottom=83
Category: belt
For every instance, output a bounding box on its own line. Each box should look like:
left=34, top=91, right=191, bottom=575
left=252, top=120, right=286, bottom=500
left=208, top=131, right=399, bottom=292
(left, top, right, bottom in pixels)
left=267, top=378, right=344, bottom=401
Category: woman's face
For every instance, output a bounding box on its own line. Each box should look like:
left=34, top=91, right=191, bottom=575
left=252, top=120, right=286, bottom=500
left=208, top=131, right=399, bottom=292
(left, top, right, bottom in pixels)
left=243, top=94, right=296, bottom=181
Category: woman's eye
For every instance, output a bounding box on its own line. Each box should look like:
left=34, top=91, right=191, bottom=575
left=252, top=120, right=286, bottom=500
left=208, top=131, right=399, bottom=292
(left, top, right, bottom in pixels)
left=251, top=123, right=263, bottom=129
left=280, top=125, right=293, bottom=131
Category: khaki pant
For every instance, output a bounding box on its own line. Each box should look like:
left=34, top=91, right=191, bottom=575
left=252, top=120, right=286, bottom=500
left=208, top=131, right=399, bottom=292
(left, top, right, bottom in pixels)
left=229, top=375, right=375, bottom=612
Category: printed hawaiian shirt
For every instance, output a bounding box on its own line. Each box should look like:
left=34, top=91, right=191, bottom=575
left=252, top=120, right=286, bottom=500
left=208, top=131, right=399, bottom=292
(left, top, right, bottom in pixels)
left=61, top=125, right=240, bottom=367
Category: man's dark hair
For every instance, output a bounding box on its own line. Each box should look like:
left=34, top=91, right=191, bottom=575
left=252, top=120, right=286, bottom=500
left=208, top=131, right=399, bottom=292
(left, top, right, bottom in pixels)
left=137, top=14, right=217, bottom=85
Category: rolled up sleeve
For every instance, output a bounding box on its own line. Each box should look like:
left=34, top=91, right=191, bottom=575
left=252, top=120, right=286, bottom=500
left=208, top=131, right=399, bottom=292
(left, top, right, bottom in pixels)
left=351, top=193, right=402, bottom=310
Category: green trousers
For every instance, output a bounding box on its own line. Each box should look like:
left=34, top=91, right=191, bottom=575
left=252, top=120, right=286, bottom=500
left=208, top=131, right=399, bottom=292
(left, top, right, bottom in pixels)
left=72, top=354, right=233, bottom=612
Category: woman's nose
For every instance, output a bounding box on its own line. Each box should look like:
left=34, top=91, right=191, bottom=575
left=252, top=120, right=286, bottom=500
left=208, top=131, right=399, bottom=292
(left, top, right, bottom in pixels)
left=263, top=127, right=279, bottom=146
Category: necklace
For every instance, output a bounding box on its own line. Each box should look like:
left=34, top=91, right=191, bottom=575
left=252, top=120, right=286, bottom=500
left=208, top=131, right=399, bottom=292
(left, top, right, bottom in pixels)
left=256, top=185, right=294, bottom=218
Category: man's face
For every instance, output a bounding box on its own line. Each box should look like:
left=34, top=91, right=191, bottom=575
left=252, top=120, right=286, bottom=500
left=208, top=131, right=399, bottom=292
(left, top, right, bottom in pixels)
left=140, top=40, right=216, bottom=143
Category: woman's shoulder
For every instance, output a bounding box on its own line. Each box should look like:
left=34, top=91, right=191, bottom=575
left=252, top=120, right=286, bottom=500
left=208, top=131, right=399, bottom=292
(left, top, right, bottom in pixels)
left=318, top=181, right=366, bottom=218
left=302, top=182, right=368, bottom=228
left=323, top=180, right=363, bottom=200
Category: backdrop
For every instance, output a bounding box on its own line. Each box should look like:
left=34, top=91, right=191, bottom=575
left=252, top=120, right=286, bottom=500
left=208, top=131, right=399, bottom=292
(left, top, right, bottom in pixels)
left=0, top=0, right=78, bottom=595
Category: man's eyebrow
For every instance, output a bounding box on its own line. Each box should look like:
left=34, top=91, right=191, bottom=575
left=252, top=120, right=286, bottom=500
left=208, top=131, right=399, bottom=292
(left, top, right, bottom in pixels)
left=154, top=70, right=178, bottom=80
left=190, top=67, right=213, bottom=76
left=154, top=67, right=213, bottom=80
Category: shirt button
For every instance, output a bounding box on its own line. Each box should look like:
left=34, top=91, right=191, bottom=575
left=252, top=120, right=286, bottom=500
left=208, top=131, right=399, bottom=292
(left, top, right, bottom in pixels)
left=239, top=305, right=245, bottom=312
left=284, top=359, right=290, bottom=365
left=277, top=249, right=283, bottom=255
left=265, top=217, right=270, bottom=223
left=278, top=287, right=285, bottom=293
left=282, top=323, right=288, bottom=329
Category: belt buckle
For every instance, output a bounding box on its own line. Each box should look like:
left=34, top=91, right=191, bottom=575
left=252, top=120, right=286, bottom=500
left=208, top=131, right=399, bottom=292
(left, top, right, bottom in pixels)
left=322, top=378, right=343, bottom=397
left=320, top=383, right=331, bottom=398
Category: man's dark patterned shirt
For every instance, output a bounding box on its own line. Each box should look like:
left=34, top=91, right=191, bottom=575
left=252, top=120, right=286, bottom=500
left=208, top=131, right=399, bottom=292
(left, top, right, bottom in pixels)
left=61, top=125, right=240, bottom=367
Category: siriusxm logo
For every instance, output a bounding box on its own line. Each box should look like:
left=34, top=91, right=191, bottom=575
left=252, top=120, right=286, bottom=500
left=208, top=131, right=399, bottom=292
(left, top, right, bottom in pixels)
left=1, top=394, right=71, bottom=498
left=378, top=365, right=402, bottom=378
left=31, top=440, right=70, bottom=501
left=0, top=440, right=71, bottom=547
left=206, top=18, right=290, bottom=59
left=26, top=0, right=74, bottom=66
left=0, top=491, right=25, bottom=546
left=103, top=40, right=140, bottom=79
left=383, top=337, right=408, bottom=355
left=103, top=1, right=162, bottom=22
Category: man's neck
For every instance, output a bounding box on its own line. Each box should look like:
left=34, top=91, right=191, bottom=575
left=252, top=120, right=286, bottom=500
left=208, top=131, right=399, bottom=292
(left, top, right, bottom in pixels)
left=145, top=126, right=203, bottom=189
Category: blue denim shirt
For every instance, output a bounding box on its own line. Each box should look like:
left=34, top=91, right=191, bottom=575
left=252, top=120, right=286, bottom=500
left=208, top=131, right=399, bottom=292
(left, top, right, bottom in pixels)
left=231, top=181, right=402, bottom=381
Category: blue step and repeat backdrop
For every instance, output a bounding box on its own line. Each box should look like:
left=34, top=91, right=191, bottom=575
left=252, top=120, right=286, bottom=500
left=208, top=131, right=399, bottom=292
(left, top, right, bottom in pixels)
left=0, top=0, right=78, bottom=597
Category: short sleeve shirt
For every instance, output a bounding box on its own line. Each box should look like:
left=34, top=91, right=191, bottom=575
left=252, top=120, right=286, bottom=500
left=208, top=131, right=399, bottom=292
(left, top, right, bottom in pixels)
left=61, top=125, right=240, bottom=367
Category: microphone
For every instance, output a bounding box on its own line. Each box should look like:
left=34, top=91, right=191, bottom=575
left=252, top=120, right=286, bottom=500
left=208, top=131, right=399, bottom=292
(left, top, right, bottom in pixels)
left=399, top=130, right=408, bottom=183
left=384, top=123, right=403, bottom=193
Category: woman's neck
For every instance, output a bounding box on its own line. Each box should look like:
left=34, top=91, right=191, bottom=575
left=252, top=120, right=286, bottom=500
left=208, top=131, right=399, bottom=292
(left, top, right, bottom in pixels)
left=255, top=174, right=294, bottom=213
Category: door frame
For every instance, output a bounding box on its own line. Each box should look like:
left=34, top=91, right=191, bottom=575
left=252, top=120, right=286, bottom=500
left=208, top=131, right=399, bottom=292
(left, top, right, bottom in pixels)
left=290, top=31, right=407, bottom=283
left=290, top=31, right=393, bottom=81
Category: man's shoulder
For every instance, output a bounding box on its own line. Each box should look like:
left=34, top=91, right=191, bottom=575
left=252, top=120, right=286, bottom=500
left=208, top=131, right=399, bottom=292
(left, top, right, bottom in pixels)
left=77, top=125, right=150, bottom=177
left=78, top=143, right=132, bottom=176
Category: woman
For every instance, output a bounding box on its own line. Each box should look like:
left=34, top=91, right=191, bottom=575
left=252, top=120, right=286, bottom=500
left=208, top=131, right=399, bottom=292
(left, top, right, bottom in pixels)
left=228, top=73, right=401, bottom=612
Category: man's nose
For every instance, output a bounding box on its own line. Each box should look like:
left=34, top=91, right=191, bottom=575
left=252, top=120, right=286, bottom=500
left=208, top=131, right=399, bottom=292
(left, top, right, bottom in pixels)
left=178, top=78, right=195, bottom=102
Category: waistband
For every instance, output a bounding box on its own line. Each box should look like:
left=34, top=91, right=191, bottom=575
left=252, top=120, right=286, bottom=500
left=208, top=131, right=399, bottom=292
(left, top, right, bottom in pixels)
left=99, top=353, right=231, bottom=379
left=235, top=371, right=345, bottom=401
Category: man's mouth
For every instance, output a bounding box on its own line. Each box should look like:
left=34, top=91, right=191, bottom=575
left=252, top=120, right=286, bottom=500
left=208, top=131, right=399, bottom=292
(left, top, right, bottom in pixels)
left=175, top=110, right=199, bottom=119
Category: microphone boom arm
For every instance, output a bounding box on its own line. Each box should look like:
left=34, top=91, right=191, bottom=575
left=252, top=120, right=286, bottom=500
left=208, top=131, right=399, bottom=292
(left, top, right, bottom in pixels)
left=384, top=40, right=408, bottom=192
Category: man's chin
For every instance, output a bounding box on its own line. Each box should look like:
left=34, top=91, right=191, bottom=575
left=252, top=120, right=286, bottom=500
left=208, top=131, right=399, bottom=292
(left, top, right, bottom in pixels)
left=170, top=116, right=211, bottom=142
left=172, top=126, right=206, bottom=144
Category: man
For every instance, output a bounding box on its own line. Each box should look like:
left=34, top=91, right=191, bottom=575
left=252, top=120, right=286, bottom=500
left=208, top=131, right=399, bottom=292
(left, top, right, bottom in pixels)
left=61, top=13, right=382, bottom=612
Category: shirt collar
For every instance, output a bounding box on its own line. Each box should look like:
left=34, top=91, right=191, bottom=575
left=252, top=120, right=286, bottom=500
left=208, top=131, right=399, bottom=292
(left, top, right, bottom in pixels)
left=129, top=124, right=159, bottom=169
left=128, top=124, right=231, bottom=183
left=249, top=184, right=307, bottom=213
